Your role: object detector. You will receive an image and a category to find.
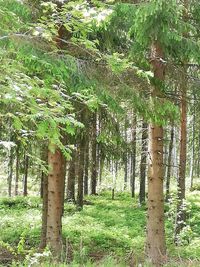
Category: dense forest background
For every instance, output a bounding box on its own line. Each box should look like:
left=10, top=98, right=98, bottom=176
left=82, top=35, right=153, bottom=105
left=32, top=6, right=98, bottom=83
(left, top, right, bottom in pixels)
left=0, top=0, right=200, bottom=266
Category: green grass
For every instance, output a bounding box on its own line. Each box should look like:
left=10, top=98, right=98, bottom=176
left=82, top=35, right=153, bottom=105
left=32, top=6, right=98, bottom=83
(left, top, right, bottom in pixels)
left=0, top=191, right=200, bottom=266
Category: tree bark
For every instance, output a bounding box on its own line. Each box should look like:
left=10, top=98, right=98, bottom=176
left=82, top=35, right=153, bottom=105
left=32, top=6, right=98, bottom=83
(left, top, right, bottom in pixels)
left=130, top=115, right=136, bottom=198
left=189, top=103, right=195, bottom=190
left=139, top=121, right=148, bottom=205
left=84, top=137, right=89, bottom=196
left=165, top=125, right=174, bottom=202
left=174, top=68, right=187, bottom=242
left=23, top=154, right=29, bottom=197
left=15, top=143, right=20, bottom=196
left=91, top=112, right=97, bottom=195
left=66, top=149, right=76, bottom=202
left=8, top=147, right=14, bottom=197
left=46, top=144, right=65, bottom=257
left=146, top=41, right=166, bottom=265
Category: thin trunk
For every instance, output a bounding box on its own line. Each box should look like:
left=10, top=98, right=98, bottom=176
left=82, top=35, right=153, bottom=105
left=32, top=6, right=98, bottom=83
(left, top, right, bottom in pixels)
left=174, top=69, right=187, bottom=242
left=40, top=146, right=48, bottom=249
left=15, top=144, right=20, bottom=196
left=165, top=126, right=174, bottom=202
left=66, top=150, right=76, bottom=202
left=190, top=105, right=195, bottom=190
left=84, top=138, right=89, bottom=196
left=77, top=109, right=87, bottom=208
left=46, top=144, right=65, bottom=257
left=131, top=115, right=136, bottom=198
left=146, top=41, right=166, bottom=265
left=139, top=121, right=148, bottom=205
left=23, top=154, right=29, bottom=197
left=91, top=112, right=97, bottom=195
left=8, top=147, right=14, bottom=197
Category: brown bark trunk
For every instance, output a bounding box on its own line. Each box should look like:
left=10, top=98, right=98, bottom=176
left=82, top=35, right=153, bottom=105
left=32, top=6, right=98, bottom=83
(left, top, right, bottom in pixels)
left=46, top=144, right=65, bottom=257
left=91, top=112, right=97, bottom=195
left=165, top=125, right=174, bottom=202
left=23, top=154, right=29, bottom=197
left=139, top=121, right=148, bottom=205
left=146, top=41, right=166, bottom=265
left=174, top=69, right=187, bottom=242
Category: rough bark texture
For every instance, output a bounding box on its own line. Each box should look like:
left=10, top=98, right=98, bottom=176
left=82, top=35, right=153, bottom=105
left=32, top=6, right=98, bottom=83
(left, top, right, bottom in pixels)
left=190, top=105, right=195, bottom=190
left=23, top=154, right=29, bottom=197
left=165, top=126, right=174, bottom=202
left=175, top=69, right=187, bottom=242
left=146, top=41, right=166, bottom=265
left=46, top=144, right=65, bottom=257
left=139, top=121, right=148, bottom=205
left=91, top=112, right=97, bottom=195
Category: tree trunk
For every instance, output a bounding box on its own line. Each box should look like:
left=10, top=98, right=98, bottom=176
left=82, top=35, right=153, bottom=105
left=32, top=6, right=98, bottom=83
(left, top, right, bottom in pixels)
left=46, top=144, right=65, bottom=257
left=190, top=104, right=195, bottom=190
left=165, top=125, right=174, bottom=202
left=40, top=147, right=48, bottom=249
left=139, top=121, right=148, bottom=205
left=8, top=147, right=14, bottom=197
left=146, top=41, right=166, bottom=265
left=15, top=143, right=20, bottom=196
left=174, top=68, right=187, bottom=242
left=23, top=154, right=29, bottom=197
left=130, top=115, right=136, bottom=198
left=77, top=109, right=87, bottom=208
left=66, top=150, right=76, bottom=202
left=91, top=112, right=97, bottom=195
left=84, top=138, right=89, bottom=196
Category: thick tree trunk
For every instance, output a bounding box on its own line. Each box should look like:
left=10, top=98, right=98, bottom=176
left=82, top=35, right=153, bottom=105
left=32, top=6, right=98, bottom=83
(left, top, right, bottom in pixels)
left=139, top=121, right=148, bottom=205
left=165, top=125, right=174, bottom=202
left=174, top=69, right=187, bottom=242
left=46, top=144, right=65, bottom=257
left=130, top=115, right=136, bottom=198
left=8, top=147, right=14, bottom=197
left=66, top=150, right=76, bottom=202
left=146, top=41, right=166, bottom=265
left=91, top=112, right=97, bottom=195
left=23, top=154, right=29, bottom=197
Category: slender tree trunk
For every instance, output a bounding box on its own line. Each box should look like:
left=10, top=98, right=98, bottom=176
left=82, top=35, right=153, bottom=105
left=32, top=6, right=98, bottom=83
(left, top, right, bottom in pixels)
left=8, top=147, right=14, bottom=197
left=66, top=150, right=76, bottom=202
left=15, top=143, right=20, bottom=196
left=146, top=41, right=166, bottom=265
left=46, top=144, right=65, bottom=257
left=91, top=112, right=97, bottom=195
left=174, top=68, right=187, bottom=242
left=40, top=146, right=48, bottom=249
left=77, top=109, right=87, bottom=208
left=190, top=104, right=195, bottom=190
left=124, top=120, right=128, bottom=191
left=112, top=162, right=117, bottom=200
left=130, top=115, right=136, bottom=198
left=23, top=154, right=29, bottom=197
left=165, top=125, right=174, bottom=202
left=84, top=138, right=89, bottom=196
left=139, top=121, right=148, bottom=205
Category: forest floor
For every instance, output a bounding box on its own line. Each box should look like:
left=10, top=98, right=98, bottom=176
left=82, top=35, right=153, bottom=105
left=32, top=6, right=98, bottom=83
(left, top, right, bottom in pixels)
left=0, top=191, right=200, bottom=266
